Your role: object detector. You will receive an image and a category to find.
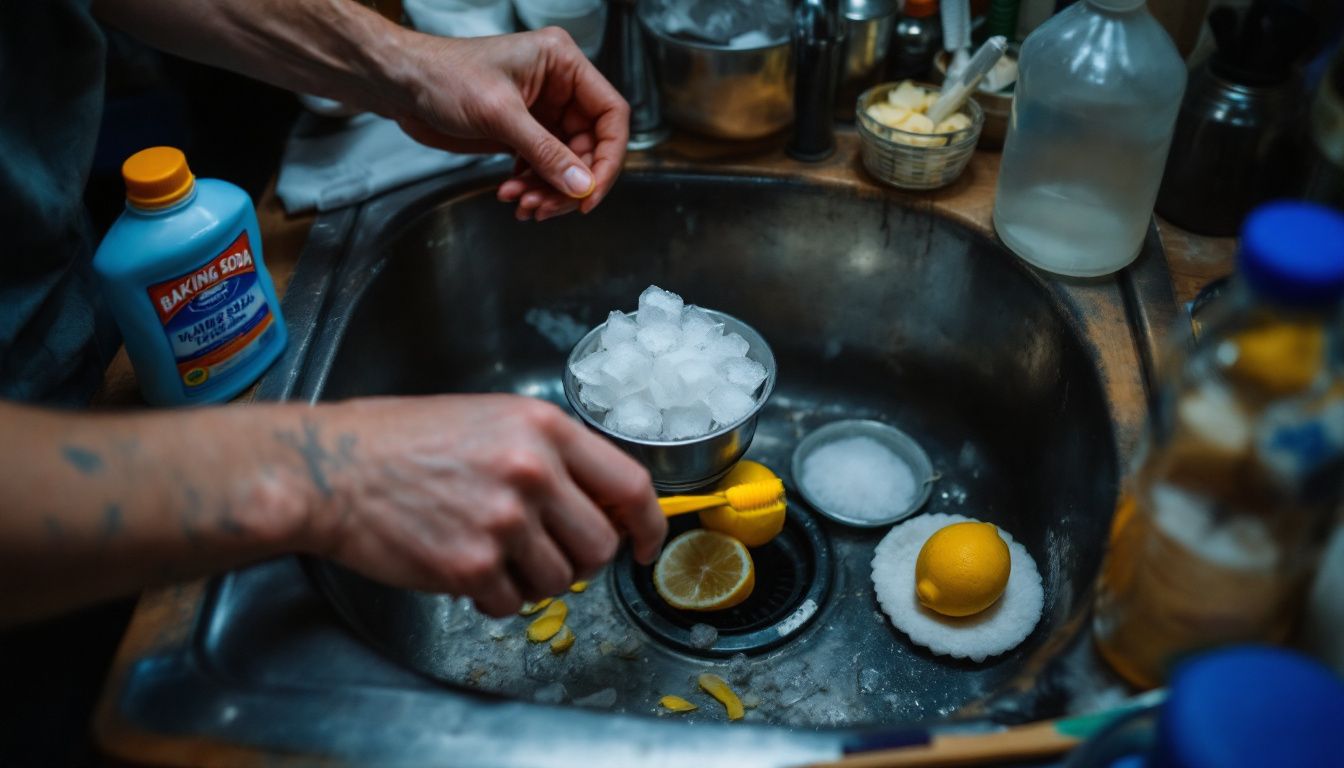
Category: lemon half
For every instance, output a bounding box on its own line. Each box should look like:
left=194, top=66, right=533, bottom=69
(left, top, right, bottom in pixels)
left=653, top=529, right=755, bottom=611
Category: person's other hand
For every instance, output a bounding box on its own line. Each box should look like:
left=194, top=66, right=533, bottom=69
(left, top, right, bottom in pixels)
left=310, top=395, right=663, bottom=617
left=395, top=28, right=629, bottom=222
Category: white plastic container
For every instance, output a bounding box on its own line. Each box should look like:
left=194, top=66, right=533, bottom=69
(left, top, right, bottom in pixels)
left=992, top=0, right=1186, bottom=277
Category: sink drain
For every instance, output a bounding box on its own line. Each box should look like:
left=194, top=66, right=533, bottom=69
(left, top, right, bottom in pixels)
left=613, top=498, right=833, bottom=657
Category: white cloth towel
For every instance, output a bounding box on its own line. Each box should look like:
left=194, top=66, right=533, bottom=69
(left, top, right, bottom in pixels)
left=275, top=113, right=494, bottom=214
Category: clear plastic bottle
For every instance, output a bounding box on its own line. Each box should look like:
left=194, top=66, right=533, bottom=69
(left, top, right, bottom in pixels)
left=992, top=0, right=1186, bottom=277
left=1093, top=202, right=1344, bottom=689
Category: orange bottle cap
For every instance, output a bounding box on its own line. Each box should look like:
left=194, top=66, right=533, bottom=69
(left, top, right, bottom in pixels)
left=905, top=0, right=938, bottom=18
left=123, top=146, right=195, bottom=208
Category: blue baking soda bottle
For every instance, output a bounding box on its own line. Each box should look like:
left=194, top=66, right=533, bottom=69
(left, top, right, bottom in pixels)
left=92, top=146, right=287, bottom=405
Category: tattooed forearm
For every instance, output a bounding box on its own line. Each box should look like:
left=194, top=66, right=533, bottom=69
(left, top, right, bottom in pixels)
left=274, top=418, right=358, bottom=498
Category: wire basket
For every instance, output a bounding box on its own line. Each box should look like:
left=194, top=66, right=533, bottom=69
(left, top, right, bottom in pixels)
left=856, top=83, right=984, bottom=190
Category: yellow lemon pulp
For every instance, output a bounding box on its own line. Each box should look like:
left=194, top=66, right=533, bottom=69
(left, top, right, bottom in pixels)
left=914, top=522, right=1011, bottom=617
left=653, top=529, right=755, bottom=611
left=698, top=460, right=787, bottom=547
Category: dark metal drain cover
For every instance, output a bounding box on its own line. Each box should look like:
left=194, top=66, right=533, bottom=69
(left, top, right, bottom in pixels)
left=613, top=497, right=834, bottom=657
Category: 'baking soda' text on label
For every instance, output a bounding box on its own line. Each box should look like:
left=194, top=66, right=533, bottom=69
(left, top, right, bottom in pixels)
left=146, top=231, right=275, bottom=393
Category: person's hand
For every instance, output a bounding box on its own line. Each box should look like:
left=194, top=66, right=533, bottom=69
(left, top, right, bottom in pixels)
left=310, top=395, right=664, bottom=617
left=395, top=28, right=629, bottom=222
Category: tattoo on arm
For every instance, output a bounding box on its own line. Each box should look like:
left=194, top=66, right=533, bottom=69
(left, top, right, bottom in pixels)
left=101, top=503, right=124, bottom=540
left=217, top=501, right=245, bottom=536
left=61, top=445, right=104, bottom=475
left=274, top=419, right=358, bottom=498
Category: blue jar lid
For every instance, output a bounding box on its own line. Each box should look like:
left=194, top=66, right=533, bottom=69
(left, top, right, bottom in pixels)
left=1153, top=646, right=1344, bottom=768
left=1239, top=201, right=1344, bottom=307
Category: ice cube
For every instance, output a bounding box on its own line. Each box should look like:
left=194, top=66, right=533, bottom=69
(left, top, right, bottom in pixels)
left=688, top=623, right=718, bottom=649
left=680, top=306, right=724, bottom=349
left=637, top=285, right=683, bottom=327
left=662, top=404, right=712, bottom=439
left=705, top=385, right=755, bottom=426
left=600, top=310, right=638, bottom=349
left=578, top=383, right=615, bottom=412
left=707, top=332, right=750, bottom=360
left=604, top=396, right=663, bottom=439
left=648, top=359, right=687, bottom=409
left=676, top=357, right=721, bottom=399
left=600, top=341, right=651, bottom=390
left=569, top=350, right=608, bottom=385
left=858, top=668, right=881, bottom=694
left=636, top=323, right=682, bottom=356
left=721, top=357, right=767, bottom=392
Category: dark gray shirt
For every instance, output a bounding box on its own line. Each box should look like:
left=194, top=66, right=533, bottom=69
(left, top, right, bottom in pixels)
left=0, top=0, right=119, bottom=405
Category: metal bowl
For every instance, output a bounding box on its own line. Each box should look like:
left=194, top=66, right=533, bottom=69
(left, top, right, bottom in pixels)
left=791, top=419, right=935, bottom=527
left=562, top=309, right=777, bottom=493
left=637, top=0, right=794, bottom=140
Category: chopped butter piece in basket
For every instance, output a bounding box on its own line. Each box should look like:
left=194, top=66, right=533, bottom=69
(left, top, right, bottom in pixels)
left=866, top=80, right=973, bottom=148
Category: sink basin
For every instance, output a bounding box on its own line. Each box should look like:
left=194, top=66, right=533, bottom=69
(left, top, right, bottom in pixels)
left=107, top=157, right=1176, bottom=765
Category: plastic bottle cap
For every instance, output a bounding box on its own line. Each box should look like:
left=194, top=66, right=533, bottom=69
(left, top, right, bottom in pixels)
left=1240, top=201, right=1344, bottom=308
left=122, top=146, right=195, bottom=209
left=1154, top=646, right=1344, bottom=768
left=904, top=0, right=937, bottom=18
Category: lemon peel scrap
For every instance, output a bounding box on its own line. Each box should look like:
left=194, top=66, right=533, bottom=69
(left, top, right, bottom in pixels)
left=698, top=673, right=744, bottom=721
left=549, top=625, right=575, bottom=654
left=526, top=600, right=568, bottom=642
left=519, top=597, right=553, bottom=616
left=569, top=581, right=589, bottom=593
left=659, top=695, right=698, bottom=713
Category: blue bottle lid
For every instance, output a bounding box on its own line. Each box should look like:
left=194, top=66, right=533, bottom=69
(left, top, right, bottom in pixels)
left=1239, top=201, right=1344, bottom=308
left=1153, top=646, right=1344, bottom=768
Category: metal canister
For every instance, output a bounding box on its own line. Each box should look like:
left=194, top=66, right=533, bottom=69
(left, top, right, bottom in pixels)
left=834, top=0, right=898, bottom=119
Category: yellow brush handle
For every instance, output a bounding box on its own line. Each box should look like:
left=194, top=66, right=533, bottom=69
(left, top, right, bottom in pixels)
left=658, top=494, right=729, bottom=516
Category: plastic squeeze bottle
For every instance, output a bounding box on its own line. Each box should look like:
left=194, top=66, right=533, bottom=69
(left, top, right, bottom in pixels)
left=1093, top=202, right=1344, bottom=688
left=93, top=147, right=287, bottom=406
left=992, top=0, right=1186, bottom=277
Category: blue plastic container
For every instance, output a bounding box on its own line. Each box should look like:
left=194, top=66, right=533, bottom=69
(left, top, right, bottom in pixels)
left=93, top=147, right=286, bottom=406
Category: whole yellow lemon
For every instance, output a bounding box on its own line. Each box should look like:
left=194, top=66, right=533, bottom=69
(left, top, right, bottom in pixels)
left=914, top=522, right=1011, bottom=617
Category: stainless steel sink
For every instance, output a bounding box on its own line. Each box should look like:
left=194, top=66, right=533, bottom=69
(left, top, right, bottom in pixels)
left=112, top=158, right=1176, bottom=766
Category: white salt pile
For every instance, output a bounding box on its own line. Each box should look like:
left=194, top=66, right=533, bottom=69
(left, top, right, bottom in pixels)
left=871, top=513, right=1045, bottom=662
left=570, top=286, right=768, bottom=441
left=800, top=436, right=918, bottom=523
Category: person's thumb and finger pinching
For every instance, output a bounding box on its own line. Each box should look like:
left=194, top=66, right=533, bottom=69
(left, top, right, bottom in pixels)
left=495, top=107, right=595, bottom=200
